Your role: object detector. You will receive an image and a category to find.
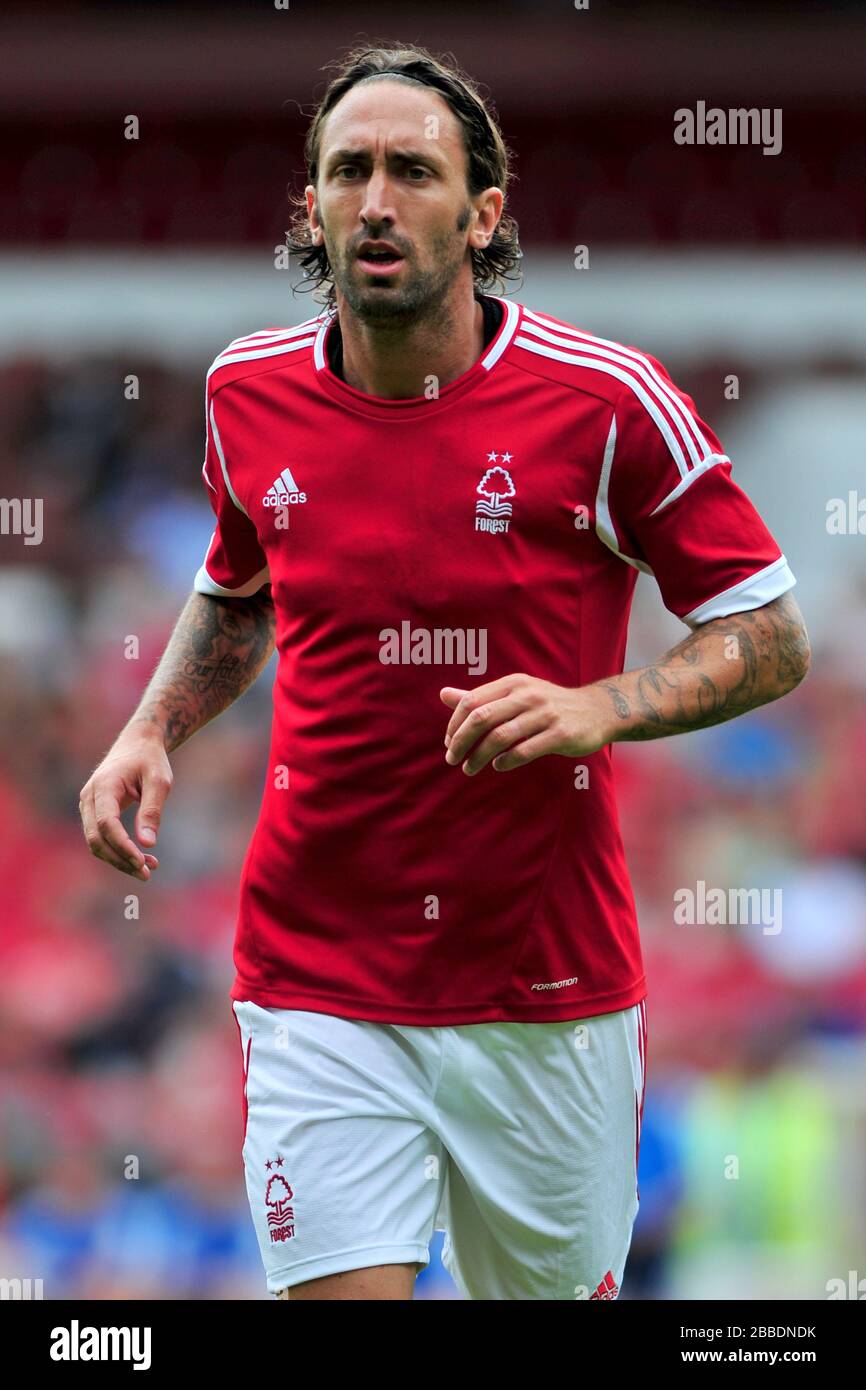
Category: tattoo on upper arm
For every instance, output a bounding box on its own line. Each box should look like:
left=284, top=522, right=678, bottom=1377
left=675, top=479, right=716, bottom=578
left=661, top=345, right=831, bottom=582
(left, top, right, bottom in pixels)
left=133, top=588, right=277, bottom=751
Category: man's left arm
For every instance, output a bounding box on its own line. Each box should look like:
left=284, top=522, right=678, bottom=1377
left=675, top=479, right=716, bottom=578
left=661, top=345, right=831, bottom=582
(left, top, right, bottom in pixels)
left=441, top=591, right=810, bottom=774
left=444, top=349, right=813, bottom=773
left=593, top=588, right=810, bottom=744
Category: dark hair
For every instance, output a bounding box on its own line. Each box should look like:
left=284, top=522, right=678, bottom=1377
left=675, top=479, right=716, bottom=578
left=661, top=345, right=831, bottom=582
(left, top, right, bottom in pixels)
left=286, top=42, right=522, bottom=309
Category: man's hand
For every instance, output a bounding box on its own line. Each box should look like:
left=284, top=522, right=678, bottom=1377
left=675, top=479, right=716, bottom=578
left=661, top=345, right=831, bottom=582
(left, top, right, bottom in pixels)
left=440, top=594, right=811, bottom=776
left=77, top=587, right=278, bottom=882
left=440, top=675, right=611, bottom=775
left=79, top=728, right=173, bottom=881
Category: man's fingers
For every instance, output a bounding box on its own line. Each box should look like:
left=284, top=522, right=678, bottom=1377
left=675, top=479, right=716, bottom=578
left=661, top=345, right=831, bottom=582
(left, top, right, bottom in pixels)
left=490, top=729, right=560, bottom=772
left=82, top=823, right=152, bottom=880
left=136, top=766, right=173, bottom=847
left=79, top=751, right=170, bottom=882
left=80, top=795, right=158, bottom=877
left=89, top=786, right=147, bottom=871
left=439, top=686, right=468, bottom=713
left=457, top=709, right=550, bottom=775
left=79, top=786, right=130, bottom=871
left=444, top=694, right=532, bottom=766
left=441, top=675, right=528, bottom=745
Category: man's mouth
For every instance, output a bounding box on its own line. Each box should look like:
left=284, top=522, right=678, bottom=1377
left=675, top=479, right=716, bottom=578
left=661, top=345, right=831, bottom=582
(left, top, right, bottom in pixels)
left=356, top=247, right=405, bottom=277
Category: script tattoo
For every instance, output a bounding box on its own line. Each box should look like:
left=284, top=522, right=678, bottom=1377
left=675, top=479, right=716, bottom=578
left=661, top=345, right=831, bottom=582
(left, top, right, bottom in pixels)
left=131, top=586, right=276, bottom=752
left=600, top=591, right=810, bottom=742
left=183, top=652, right=244, bottom=695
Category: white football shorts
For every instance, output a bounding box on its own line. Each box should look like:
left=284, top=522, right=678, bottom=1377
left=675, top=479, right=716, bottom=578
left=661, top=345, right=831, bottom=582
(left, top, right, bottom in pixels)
left=232, top=997, right=647, bottom=1300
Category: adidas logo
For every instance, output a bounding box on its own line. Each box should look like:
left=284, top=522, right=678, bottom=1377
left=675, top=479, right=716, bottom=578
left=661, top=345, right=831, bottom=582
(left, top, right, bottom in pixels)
left=263, top=467, right=307, bottom=507
left=589, top=1270, right=619, bottom=1300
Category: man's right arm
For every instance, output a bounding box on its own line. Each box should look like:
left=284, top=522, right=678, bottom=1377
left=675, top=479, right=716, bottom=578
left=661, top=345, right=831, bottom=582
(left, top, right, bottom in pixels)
left=79, top=587, right=276, bottom=882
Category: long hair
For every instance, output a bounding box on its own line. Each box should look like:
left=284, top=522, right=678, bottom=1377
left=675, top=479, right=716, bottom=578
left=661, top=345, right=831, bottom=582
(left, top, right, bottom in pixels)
left=286, top=42, right=522, bottom=309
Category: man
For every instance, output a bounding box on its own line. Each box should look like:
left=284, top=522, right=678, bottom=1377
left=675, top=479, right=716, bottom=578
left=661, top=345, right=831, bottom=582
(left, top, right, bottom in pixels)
left=79, top=44, right=810, bottom=1301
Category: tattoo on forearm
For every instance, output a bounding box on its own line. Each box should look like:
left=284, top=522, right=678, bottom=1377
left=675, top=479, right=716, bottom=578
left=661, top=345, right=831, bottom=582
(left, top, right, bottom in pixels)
left=608, top=685, right=630, bottom=719
left=602, top=591, right=810, bottom=743
left=131, top=587, right=276, bottom=751
left=182, top=652, right=244, bottom=695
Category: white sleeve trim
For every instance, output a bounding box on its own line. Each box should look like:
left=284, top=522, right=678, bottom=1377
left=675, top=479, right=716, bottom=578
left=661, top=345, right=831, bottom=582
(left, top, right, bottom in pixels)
left=682, top=555, right=796, bottom=627
left=194, top=561, right=271, bottom=598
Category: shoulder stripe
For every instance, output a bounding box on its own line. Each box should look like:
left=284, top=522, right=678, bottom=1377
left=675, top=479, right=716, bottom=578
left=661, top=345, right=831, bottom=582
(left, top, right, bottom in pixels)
left=202, top=317, right=323, bottom=501
left=522, top=308, right=709, bottom=461
left=207, top=333, right=318, bottom=383
left=520, top=309, right=711, bottom=472
left=516, top=332, right=695, bottom=478
left=220, top=317, right=324, bottom=353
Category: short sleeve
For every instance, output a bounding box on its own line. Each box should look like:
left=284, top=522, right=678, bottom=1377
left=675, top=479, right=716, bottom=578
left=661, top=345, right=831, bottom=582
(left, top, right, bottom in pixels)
left=193, top=381, right=270, bottom=598
left=597, top=349, right=796, bottom=626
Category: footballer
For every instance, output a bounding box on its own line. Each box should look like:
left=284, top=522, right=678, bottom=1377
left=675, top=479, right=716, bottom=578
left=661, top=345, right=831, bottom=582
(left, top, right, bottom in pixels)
left=79, top=43, right=810, bottom=1301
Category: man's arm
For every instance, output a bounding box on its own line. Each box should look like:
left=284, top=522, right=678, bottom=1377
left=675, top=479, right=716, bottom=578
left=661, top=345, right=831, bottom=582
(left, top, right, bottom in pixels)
left=79, top=587, right=276, bottom=879
left=596, top=589, right=811, bottom=743
left=439, top=591, right=810, bottom=774
left=129, top=585, right=276, bottom=753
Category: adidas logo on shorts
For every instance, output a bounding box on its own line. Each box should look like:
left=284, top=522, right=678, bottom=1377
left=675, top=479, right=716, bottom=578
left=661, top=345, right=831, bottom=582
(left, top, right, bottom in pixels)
left=589, top=1270, right=619, bottom=1300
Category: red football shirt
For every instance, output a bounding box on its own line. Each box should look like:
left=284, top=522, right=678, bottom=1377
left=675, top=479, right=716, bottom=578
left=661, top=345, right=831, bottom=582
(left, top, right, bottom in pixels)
left=193, top=295, right=796, bottom=1024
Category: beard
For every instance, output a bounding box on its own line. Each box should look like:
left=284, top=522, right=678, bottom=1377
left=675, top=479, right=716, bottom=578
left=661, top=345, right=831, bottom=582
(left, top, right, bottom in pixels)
left=325, top=212, right=472, bottom=328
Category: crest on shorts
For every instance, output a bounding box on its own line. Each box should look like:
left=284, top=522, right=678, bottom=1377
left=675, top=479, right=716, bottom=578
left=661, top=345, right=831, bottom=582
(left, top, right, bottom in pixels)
left=264, top=1156, right=295, bottom=1243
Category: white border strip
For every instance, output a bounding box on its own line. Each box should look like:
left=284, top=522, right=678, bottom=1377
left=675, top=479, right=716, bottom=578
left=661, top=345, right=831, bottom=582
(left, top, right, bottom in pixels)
left=650, top=454, right=731, bottom=514
left=481, top=295, right=521, bottom=369
left=683, top=555, right=796, bottom=626
left=594, top=413, right=654, bottom=575
left=209, top=399, right=247, bottom=516
left=194, top=560, right=271, bottom=598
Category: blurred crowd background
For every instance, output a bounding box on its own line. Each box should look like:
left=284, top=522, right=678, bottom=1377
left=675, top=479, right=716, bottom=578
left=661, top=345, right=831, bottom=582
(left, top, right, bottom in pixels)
left=1, top=0, right=865, bottom=1300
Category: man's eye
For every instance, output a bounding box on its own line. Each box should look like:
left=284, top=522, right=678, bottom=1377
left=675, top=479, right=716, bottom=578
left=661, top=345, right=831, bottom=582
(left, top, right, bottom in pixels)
left=333, top=164, right=428, bottom=180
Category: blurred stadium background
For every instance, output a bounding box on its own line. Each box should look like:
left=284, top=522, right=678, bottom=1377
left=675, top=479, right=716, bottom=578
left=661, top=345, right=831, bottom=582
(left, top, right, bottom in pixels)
left=1, top=0, right=865, bottom=1300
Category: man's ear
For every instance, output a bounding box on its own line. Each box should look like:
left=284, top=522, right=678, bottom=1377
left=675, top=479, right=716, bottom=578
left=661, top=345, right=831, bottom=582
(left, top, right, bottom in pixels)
left=305, top=185, right=321, bottom=243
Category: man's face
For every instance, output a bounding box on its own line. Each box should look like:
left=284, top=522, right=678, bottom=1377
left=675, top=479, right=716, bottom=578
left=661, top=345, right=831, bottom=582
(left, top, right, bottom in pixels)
left=306, top=78, right=495, bottom=324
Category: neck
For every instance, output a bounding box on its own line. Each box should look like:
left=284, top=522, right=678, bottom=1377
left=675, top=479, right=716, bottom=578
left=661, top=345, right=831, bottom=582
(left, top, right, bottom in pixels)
left=333, top=283, right=485, bottom=400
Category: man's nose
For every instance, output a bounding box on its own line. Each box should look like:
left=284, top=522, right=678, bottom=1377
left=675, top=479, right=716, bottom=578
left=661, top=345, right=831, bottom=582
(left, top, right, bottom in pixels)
left=359, top=169, right=396, bottom=225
